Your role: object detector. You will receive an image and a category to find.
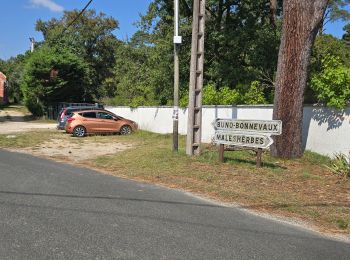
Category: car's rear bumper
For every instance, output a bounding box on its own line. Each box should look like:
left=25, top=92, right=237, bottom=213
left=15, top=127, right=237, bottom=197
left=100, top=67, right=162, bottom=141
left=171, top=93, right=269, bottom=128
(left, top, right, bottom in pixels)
left=65, top=125, right=73, bottom=133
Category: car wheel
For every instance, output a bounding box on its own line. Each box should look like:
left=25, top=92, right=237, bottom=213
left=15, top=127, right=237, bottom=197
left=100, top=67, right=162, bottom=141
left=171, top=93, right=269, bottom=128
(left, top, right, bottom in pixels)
left=73, top=126, right=86, bottom=137
left=120, top=125, right=132, bottom=135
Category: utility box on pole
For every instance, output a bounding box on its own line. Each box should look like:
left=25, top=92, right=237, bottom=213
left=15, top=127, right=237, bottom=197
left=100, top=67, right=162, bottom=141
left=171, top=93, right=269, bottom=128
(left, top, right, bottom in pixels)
left=186, top=0, right=206, bottom=156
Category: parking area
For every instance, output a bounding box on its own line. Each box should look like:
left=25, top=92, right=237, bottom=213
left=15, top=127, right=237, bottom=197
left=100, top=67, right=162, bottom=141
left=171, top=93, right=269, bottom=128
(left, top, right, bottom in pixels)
left=0, top=108, right=133, bottom=162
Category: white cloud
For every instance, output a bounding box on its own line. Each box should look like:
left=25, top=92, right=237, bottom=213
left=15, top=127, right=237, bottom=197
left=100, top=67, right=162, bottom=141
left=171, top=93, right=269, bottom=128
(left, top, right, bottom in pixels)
left=30, top=0, right=64, bottom=12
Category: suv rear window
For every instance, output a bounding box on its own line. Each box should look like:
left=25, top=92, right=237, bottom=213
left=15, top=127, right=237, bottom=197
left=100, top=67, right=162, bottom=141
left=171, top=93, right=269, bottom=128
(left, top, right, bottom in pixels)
left=81, top=112, right=96, bottom=118
left=66, top=109, right=79, bottom=117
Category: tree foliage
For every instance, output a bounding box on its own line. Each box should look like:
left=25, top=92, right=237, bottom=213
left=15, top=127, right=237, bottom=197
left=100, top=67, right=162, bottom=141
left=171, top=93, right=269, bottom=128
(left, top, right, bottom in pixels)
left=0, top=54, right=28, bottom=103
left=342, top=23, right=350, bottom=44
left=21, top=46, right=90, bottom=116
left=35, top=9, right=120, bottom=99
left=311, top=55, right=350, bottom=109
left=107, top=0, right=281, bottom=107
left=2, top=1, right=350, bottom=112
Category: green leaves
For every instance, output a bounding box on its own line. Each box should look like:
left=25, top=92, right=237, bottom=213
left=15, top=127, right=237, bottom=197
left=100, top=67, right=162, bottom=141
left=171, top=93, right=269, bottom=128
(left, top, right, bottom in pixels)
left=21, top=46, right=91, bottom=116
left=179, top=81, right=267, bottom=107
left=311, top=55, right=350, bottom=109
left=36, top=10, right=120, bottom=99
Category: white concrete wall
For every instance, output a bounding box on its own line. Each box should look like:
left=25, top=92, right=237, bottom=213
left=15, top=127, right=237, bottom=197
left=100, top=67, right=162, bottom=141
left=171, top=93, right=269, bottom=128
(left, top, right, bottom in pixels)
left=106, top=105, right=350, bottom=157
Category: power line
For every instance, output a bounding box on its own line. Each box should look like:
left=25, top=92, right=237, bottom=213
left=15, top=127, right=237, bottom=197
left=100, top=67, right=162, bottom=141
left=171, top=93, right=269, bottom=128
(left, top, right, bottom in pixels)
left=50, top=0, right=93, bottom=43
left=61, top=0, right=94, bottom=35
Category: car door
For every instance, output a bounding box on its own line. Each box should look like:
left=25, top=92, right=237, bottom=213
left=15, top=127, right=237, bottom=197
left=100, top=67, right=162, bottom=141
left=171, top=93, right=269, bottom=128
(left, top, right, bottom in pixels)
left=80, top=111, right=98, bottom=132
left=96, top=111, right=118, bottom=132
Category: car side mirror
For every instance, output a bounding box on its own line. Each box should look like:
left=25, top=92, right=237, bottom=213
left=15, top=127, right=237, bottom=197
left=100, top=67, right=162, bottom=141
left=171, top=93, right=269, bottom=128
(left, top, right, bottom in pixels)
left=113, top=117, right=119, bottom=121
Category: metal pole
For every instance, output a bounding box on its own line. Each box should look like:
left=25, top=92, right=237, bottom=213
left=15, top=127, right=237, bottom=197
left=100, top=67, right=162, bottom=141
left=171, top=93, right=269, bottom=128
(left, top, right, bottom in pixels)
left=173, top=0, right=181, bottom=152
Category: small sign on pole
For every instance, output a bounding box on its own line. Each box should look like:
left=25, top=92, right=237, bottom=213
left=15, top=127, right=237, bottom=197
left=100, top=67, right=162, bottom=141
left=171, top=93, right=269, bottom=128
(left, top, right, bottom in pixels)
left=212, top=118, right=282, bottom=167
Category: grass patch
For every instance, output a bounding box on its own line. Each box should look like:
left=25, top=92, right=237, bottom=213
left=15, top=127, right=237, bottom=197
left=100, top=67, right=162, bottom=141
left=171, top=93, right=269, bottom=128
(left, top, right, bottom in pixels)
left=0, top=130, right=59, bottom=148
left=0, top=129, right=349, bottom=234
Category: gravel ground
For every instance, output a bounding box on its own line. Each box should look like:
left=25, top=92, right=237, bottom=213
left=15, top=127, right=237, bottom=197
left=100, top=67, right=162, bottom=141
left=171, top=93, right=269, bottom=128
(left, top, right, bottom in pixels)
left=0, top=109, right=56, bottom=133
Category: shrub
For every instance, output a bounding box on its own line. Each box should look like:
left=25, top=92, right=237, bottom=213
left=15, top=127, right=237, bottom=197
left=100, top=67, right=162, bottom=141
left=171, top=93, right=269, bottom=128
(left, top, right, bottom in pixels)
left=24, top=94, right=44, bottom=117
left=326, top=152, right=350, bottom=179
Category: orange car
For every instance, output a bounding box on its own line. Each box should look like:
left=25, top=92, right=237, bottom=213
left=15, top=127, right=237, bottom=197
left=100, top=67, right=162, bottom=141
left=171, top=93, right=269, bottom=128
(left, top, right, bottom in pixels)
left=65, top=110, right=138, bottom=137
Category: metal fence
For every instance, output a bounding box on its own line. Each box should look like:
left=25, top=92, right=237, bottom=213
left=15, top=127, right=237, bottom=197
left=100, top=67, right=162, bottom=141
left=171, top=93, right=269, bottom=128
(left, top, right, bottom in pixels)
left=45, top=102, right=104, bottom=120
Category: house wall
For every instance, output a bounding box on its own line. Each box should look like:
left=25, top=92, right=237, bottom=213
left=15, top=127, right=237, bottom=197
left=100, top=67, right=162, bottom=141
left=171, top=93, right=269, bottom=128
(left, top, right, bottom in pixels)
left=106, top=105, right=350, bottom=158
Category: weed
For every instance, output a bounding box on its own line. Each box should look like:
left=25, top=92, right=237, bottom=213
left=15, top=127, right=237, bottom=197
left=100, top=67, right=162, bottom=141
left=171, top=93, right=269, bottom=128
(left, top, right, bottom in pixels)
left=336, top=219, right=349, bottom=230
left=327, top=152, right=350, bottom=179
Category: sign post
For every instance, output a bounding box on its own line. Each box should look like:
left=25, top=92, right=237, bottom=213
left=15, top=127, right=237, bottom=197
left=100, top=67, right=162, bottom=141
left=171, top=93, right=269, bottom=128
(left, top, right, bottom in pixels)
left=213, top=119, right=282, bottom=167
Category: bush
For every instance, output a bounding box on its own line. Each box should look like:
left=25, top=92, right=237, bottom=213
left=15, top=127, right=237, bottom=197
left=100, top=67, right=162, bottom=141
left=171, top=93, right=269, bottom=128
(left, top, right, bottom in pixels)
left=24, top=95, right=44, bottom=117
left=241, top=81, right=267, bottom=104
left=327, top=152, right=350, bottom=179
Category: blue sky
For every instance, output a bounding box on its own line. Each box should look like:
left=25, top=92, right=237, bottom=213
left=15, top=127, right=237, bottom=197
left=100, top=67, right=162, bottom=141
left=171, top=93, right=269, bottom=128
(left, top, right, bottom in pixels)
left=0, top=0, right=152, bottom=60
left=0, top=0, right=348, bottom=60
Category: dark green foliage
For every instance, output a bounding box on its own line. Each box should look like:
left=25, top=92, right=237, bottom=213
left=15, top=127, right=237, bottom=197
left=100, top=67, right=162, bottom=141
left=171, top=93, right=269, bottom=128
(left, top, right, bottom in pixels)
left=21, top=46, right=91, bottom=116
left=36, top=9, right=120, bottom=99
left=342, top=23, right=350, bottom=45
left=0, top=54, right=28, bottom=103
left=108, top=0, right=281, bottom=106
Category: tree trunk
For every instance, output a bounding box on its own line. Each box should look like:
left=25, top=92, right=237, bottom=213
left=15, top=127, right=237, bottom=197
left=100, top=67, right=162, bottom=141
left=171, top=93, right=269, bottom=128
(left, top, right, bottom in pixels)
left=271, top=0, right=328, bottom=158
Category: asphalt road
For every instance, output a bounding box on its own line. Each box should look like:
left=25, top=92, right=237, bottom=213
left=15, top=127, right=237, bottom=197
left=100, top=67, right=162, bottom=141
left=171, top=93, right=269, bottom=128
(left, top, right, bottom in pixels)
left=0, top=149, right=349, bottom=260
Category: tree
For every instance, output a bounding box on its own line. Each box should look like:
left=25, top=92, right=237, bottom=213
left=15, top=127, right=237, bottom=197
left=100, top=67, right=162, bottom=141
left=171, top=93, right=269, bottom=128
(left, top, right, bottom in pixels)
left=21, top=46, right=90, bottom=116
left=319, top=0, right=350, bottom=34
left=305, top=34, right=350, bottom=103
left=0, top=54, right=29, bottom=103
left=112, top=0, right=281, bottom=107
left=271, top=0, right=328, bottom=158
left=342, top=23, right=350, bottom=44
left=36, top=9, right=119, bottom=99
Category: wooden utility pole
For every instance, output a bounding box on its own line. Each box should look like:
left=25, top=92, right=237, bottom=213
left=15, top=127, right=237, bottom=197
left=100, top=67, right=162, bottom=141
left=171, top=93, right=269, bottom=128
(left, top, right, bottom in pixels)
left=186, top=0, right=206, bottom=156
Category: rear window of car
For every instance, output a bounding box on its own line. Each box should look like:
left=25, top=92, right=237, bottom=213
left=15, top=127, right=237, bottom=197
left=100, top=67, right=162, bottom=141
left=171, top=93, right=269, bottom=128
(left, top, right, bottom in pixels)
left=80, top=112, right=96, bottom=118
left=65, top=109, right=77, bottom=117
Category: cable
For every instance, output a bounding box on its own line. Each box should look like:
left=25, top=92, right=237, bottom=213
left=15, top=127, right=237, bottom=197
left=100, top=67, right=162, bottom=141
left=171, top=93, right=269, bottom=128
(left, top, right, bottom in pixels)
left=61, top=0, right=94, bottom=34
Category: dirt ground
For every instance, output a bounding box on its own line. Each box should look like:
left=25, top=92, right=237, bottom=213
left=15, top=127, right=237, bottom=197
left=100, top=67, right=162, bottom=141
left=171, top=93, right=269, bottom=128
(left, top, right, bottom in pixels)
left=0, top=109, right=56, bottom=133
left=14, top=138, right=133, bottom=162
left=0, top=108, right=132, bottom=161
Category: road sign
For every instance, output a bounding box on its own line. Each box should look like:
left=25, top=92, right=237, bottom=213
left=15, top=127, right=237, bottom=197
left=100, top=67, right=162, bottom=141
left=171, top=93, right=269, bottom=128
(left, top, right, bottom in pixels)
left=213, top=131, right=274, bottom=149
left=213, top=119, right=282, bottom=135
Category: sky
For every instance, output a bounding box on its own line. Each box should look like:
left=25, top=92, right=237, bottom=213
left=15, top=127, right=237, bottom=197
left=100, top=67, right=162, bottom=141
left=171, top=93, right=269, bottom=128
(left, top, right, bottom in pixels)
left=0, top=0, right=348, bottom=60
left=0, top=0, right=152, bottom=60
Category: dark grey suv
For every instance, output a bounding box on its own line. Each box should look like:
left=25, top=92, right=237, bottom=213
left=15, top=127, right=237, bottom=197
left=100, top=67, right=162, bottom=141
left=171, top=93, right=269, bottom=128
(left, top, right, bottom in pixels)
left=57, top=106, right=104, bottom=130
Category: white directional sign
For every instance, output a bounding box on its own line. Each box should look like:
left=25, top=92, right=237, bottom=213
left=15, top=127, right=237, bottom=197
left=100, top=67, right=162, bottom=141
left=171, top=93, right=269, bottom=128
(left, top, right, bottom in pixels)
left=213, top=119, right=282, bottom=135
left=213, top=131, right=274, bottom=149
